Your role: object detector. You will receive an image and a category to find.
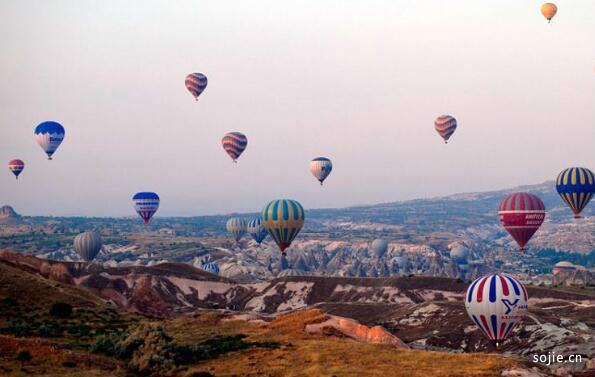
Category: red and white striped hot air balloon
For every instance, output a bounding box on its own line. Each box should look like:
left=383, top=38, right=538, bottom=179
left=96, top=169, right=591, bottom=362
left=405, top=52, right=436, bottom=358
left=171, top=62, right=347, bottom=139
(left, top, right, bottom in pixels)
left=498, top=192, right=545, bottom=251
left=8, top=159, right=24, bottom=180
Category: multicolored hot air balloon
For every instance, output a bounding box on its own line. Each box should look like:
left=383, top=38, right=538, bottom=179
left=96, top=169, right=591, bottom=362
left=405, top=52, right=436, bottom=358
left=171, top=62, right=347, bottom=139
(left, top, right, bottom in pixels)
left=247, top=217, right=268, bottom=245
left=8, top=159, right=24, bottom=180
left=226, top=217, right=247, bottom=242
left=74, top=231, right=103, bottom=262
left=465, top=273, right=528, bottom=349
left=498, top=192, right=545, bottom=251
left=541, top=3, right=557, bottom=23
left=556, top=167, right=595, bottom=218
left=309, top=157, right=333, bottom=185
left=35, top=121, right=65, bottom=160
left=434, top=115, right=457, bottom=144
left=132, top=192, right=160, bottom=224
left=185, top=73, right=208, bottom=101
left=262, top=199, right=305, bottom=256
left=222, top=132, right=248, bottom=162
left=370, top=239, right=388, bottom=258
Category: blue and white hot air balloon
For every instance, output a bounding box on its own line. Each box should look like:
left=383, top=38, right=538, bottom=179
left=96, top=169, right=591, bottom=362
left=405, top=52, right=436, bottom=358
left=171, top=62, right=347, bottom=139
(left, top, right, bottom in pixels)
left=226, top=217, right=247, bottom=242
left=309, top=157, right=333, bottom=185
left=247, top=217, right=268, bottom=245
left=132, top=192, right=160, bottom=224
left=465, top=273, right=528, bottom=349
left=201, top=261, right=220, bottom=275
left=35, top=121, right=65, bottom=160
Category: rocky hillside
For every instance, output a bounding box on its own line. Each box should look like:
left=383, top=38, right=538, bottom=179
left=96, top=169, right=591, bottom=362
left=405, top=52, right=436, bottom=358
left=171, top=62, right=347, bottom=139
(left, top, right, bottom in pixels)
left=0, top=206, right=21, bottom=225
left=1, top=250, right=594, bottom=375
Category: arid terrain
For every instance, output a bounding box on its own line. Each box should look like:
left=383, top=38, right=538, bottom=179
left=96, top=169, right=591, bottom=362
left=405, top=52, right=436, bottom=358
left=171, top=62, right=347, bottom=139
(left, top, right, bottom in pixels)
left=1, top=250, right=594, bottom=376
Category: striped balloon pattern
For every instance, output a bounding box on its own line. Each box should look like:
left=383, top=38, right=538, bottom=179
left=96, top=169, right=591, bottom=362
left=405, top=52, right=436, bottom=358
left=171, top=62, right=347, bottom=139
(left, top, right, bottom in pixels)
left=262, top=199, right=305, bottom=255
left=132, top=192, right=160, bottom=224
left=498, top=192, right=545, bottom=251
left=185, top=73, right=208, bottom=100
left=200, top=261, right=220, bottom=275
left=434, top=115, right=457, bottom=144
left=309, top=157, right=333, bottom=185
left=34, top=121, right=65, bottom=160
left=226, top=217, right=247, bottom=242
left=8, top=159, right=24, bottom=179
left=556, top=167, right=595, bottom=218
left=74, top=231, right=103, bottom=261
left=465, top=273, right=528, bottom=348
left=222, top=132, right=248, bottom=162
left=247, top=217, right=268, bottom=244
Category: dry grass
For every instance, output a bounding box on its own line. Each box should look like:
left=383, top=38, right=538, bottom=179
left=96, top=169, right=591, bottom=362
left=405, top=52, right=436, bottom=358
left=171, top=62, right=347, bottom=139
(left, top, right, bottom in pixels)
left=172, top=309, right=518, bottom=377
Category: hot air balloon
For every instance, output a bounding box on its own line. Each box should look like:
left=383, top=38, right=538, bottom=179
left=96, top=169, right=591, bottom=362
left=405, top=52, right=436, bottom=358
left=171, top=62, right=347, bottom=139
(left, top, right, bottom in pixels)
left=434, top=115, right=457, bottom=144
left=132, top=192, right=160, bottom=224
left=185, top=73, right=208, bottom=101
left=8, top=159, right=24, bottom=180
left=262, top=199, right=305, bottom=256
left=309, top=157, right=333, bottom=185
left=34, top=121, right=65, bottom=160
left=222, top=132, right=247, bottom=162
left=226, top=217, right=247, bottom=242
left=200, top=261, right=220, bottom=275
left=247, top=217, right=268, bottom=245
left=556, top=167, right=595, bottom=218
left=498, top=192, right=545, bottom=251
left=370, top=239, right=388, bottom=258
left=541, top=3, right=557, bottom=23
left=465, top=273, right=528, bottom=349
left=74, top=231, right=103, bottom=262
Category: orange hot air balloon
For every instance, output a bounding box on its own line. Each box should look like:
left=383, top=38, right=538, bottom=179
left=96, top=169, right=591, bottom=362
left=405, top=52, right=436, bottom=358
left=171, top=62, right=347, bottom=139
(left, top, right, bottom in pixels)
left=541, top=3, right=557, bottom=23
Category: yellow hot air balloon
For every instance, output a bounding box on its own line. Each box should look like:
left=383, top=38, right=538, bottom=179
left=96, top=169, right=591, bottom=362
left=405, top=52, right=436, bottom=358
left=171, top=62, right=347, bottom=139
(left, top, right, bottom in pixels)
left=541, top=3, right=557, bottom=23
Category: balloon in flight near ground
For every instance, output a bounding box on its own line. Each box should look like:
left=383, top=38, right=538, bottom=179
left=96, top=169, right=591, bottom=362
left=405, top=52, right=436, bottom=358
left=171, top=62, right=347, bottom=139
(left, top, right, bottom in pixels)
left=370, top=239, right=388, bottom=258
left=34, top=121, right=65, bottom=160
left=556, top=167, right=595, bottom=218
left=434, top=115, right=457, bottom=144
left=74, top=231, right=103, bottom=262
left=222, top=132, right=248, bottom=162
left=185, top=73, right=208, bottom=101
left=262, top=199, right=305, bottom=255
left=247, top=217, right=268, bottom=245
left=498, top=192, right=545, bottom=251
left=200, top=261, right=220, bottom=275
left=541, top=3, right=557, bottom=23
left=132, top=192, right=160, bottom=224
left=309, top=157, right=333, bottom=185
left=465, top=273, right=528, bottom=349
left=8, top=159, right=24, bottom=180
left=226, top=217, right=247, bottom=242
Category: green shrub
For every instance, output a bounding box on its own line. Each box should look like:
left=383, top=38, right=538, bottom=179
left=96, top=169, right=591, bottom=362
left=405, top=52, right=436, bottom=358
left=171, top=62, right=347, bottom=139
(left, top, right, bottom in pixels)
left=49, top=303, right=73, bottom=318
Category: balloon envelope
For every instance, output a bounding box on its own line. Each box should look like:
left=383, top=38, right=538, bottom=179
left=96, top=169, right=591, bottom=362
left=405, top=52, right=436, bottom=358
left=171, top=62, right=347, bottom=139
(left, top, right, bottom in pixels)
left=132, top=192, right=160, bottom=224
left=74, top=231, right=102, bottom=261
left=8, top=159, right=24, bottom=179
left=309, top=157, right=333, bottom=185
left=262, top=199, right=305, bottom=254
left=556, top=167, right=595, bottom=218
left=226, top=217, right=247, bottom=242
left=185, top=73, right=208, bottom=100
left=247, top=217, right=268, bottom=244
left=541, top=3, right=557, bottom=21
left=434, top=115, right=457, bottom=144
left=222, top=132, right=248, bottom=162
left=200, top=261, right=220, bottom=275
left=465, top=273, right=528, bottom=348
left=370, top=239, right=388, bottom=258
left=34, top=121, right=65, bottom=160
left=498, top=192, right=545, bottom=251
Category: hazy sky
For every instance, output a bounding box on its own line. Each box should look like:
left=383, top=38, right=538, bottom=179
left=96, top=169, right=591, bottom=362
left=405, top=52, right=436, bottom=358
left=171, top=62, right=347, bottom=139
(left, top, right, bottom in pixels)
left=1, top=1, right=594, bottom=216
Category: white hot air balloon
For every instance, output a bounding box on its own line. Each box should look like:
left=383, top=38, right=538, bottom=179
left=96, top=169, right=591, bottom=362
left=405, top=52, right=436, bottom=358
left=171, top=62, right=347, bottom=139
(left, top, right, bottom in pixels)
left=465, top=273, right=528, bottom=349
left=226, top=217, right=247, bottom=242
left=309, top=157, right=333, bottom=185
left=74, top=231, right=103, bottom=261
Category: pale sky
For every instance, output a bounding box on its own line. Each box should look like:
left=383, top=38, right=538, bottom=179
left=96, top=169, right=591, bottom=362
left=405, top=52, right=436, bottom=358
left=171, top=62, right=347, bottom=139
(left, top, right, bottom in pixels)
left=1, top=1, right=594, bottom=216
